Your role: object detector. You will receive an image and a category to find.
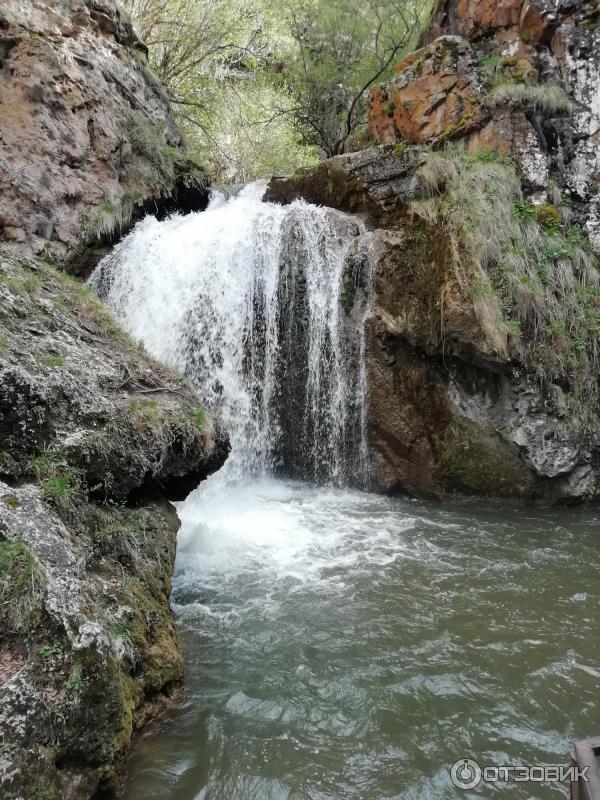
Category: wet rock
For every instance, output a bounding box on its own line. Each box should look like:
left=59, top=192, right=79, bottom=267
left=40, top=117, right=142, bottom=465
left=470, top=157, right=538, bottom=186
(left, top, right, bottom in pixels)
left=266, top=146, right=600, bottom=502
left=0, top=245, right=229, bottom=797
left=266, top=145, right=427, bottom=223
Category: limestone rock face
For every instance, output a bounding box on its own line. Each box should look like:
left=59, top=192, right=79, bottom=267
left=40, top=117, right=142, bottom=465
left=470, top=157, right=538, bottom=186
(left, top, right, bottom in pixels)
left=368, top=0, right=600, bottom=250
left=0, top=246, right=229, bottom=798
left=267, top=145, right=600, bottom=501
left=0, top=0, right=207, bottom=264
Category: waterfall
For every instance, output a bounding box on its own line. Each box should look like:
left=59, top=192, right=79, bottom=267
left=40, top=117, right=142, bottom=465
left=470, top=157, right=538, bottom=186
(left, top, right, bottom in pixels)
left=90, top=182, right=371, bottom=486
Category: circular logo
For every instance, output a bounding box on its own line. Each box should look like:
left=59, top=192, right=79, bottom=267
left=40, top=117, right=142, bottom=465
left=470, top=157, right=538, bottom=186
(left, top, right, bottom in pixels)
left=450, top=758, right=482, bottom=790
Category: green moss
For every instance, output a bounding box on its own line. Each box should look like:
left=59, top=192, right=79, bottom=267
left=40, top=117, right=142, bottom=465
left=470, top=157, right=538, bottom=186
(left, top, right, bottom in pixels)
left=55, top=649, right=137, bottom=767
left=39, top=354, right=65, bottom=368
left=0, top=748, right=62, bottom=800
left=438, top=421, right=532, bottom=495
left=437, top=108, right=477, bottom=143
left=3, top=495, right=21, bottom=509
left=534, top=203, right=562, bottom=234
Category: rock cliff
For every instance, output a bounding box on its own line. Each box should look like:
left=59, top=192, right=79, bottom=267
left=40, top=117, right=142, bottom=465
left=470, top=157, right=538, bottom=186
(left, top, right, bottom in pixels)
left=0, top=0, right=208, bottom=272
left=0, top=247, right=229, bottom=798
left=0, top=2, right=228, bottom=797
left=268, top=0, right=600, bottom=501
left=370, top=0, right=600, bottom=251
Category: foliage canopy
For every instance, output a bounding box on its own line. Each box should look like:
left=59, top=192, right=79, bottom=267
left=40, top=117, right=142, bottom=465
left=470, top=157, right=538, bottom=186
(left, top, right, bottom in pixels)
left=121, top=0, right=431, bottom=181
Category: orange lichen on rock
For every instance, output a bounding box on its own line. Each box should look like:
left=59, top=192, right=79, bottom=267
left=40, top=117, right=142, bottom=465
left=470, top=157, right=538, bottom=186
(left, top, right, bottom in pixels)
left=369, top=37, right=487, bottom=147
left=455, top=0, right=525, bottom=36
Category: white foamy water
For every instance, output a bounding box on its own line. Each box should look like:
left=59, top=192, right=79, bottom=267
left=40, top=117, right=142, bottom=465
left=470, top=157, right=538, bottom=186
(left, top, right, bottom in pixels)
left=89, top=187, right=600, bottom=800
left=174, top=479, right=417, bottom=605
left=91, top=182, right=371, bottom=484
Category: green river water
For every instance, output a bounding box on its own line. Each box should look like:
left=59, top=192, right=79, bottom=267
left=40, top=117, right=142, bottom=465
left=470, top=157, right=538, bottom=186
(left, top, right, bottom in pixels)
left=121, top=479, right=600, bottom=800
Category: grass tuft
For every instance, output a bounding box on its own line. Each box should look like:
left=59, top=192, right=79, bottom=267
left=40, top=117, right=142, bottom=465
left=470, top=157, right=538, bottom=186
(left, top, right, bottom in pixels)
left=31, top=448, right=85, bottom=519
left=39, top=354, right=65, bottom=368
left=485, top=82, right=573, bottom=113
left=192, top=406, right=205, bottom=432
left=0, top=538, right=45, bottom=633
left=411, top=148, right=600, bottom=404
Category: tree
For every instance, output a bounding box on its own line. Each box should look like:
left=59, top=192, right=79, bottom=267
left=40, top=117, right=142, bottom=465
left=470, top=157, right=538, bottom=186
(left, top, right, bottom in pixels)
left=121, top=1, right=267, bottom=136
left=281, top=0, right=431, bottom=157
left=121, top=0, right=432, bottom=179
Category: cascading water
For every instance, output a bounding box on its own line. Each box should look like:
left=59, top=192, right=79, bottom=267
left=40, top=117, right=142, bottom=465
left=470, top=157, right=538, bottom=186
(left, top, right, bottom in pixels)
left=91, top=182, right=371, bottom=485
left=90, top=186, right=600, bottom=800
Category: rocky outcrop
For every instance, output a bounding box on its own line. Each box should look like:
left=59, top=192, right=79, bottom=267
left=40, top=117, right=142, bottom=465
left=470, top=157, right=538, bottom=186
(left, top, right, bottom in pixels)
left=0, top=3, right=229, bottom=796
left=268, top=0, right=600, bottom=502
left=0, top=0, right=209, bottom=268
left=268, top=142, right=600, bottom=501
left=0, top=246, right=229, bottom=797
left=368, top=0, right=600, bottom=250
left=370, top=37, right=487, bottom=148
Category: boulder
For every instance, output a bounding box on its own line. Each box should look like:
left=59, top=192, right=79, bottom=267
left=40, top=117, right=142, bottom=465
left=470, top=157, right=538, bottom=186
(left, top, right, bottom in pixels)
left=0, top=246, right=229, bottom=797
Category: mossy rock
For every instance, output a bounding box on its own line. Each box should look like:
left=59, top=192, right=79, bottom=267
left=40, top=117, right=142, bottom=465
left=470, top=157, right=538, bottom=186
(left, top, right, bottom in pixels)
left=436, top=419, right=534, bottom=496
left=0, top=746, right=64, bottom=800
